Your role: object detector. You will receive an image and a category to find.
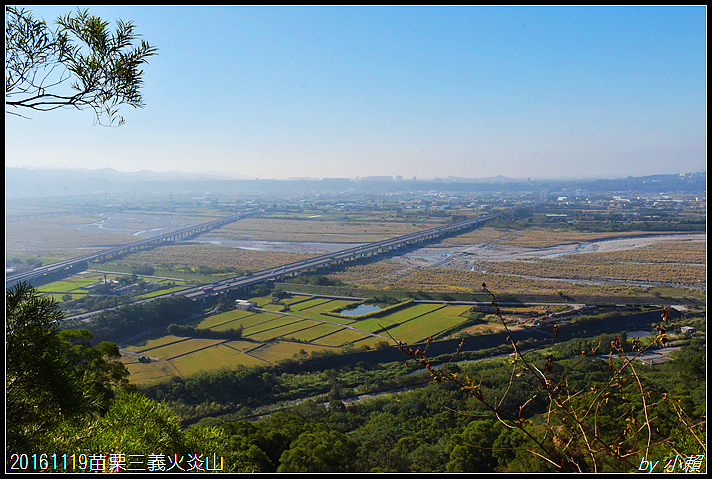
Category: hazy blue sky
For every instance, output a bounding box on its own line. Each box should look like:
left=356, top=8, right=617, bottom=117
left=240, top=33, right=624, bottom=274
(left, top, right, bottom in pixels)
left=5, top=5, right=707, bottom=180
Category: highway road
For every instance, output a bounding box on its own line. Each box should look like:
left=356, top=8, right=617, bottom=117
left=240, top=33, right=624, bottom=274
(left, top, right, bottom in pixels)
left=41, top=192, right=549, bottom=322
left=173, top=191, right=548, bottom=301
left=59, top=208, right=515, bottom=323
left=5, top=210, right=259, bottom=289
left=174, top=209, right=521, bottom=301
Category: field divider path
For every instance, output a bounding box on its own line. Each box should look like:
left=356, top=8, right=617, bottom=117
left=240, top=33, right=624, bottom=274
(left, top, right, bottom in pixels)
left=165, top=339, right=234, bottom=360
left=253, top=308, right=392, bottom=341
left=133, top=337, right=191, bottom=354
left=222, top=342, right=275, bottom=365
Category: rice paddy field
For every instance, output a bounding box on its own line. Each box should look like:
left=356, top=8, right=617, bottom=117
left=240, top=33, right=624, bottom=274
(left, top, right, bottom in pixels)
left=8, top=203, right=705, bottom=389
left=120, top=294, right=479, bottom=385
left=201, top=216, right=439, bottom=243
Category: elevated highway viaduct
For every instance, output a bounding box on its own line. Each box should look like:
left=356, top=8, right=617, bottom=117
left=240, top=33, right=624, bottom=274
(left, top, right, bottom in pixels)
left=5, top=210, right=259, bottom=289
left=178, top=210, right=510, bottom=301
left=179, top=192, right=548, bottom=301
left=22, top=193, right=549, bottom=321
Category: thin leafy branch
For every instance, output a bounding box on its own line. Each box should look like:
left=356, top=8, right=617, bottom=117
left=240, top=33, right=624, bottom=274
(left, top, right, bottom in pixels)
left=5, top=6, right=157, bottom=126
left=386, top=283, right=706, bottom=472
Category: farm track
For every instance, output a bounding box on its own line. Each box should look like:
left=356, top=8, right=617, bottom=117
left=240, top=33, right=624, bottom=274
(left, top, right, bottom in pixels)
left=221, top=342, right=276, bottom=365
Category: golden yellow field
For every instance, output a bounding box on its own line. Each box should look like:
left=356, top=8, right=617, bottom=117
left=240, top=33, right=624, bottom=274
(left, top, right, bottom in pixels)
left=120, top=355, right=178, bottom=386
left=204, top=217, right=435, bottom=243
left=119, top=294, right=477, bottom=385
left=323, top=232, right=706, bottom=296
left=248, top=341, right=336, bottom=364
left=440, top=226, right=517, bottom=245
left=325, top=261, right=701, bottom=297
left=493, top=227, right=662, bottom=248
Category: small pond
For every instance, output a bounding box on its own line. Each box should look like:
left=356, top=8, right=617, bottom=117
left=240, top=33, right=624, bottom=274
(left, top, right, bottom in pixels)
left=341, top=304, right=383, bottom=317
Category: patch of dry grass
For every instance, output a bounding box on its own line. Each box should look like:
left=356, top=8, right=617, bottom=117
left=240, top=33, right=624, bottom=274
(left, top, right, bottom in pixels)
left=204, top=217, right=431, bottom=243
left=442, top=226, right=516, bottom=245
left=495, top=227, right=659, bottom=248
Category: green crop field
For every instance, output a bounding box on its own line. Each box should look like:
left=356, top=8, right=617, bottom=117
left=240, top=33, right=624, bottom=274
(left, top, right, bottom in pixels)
left=244, top=319, right=317, bottom=342
left=354, top=303, right=444, bottom=332
left=383, top=308, right=457, bottom=343
left=170, top=342, right=268, bottom=376
left=241, top=314, right=302, bottom=335
left=308, top=326, right=377, bottom=347
left=285, top=299, right=360, bottom=322
left=118, top=290, right=493, bottom=385
left=135, top=337, right=222, bottom=359
left=124, top=296, right=444, bottom=384
left=289, top=297, right=335, bottom=312
left=39, top=278, right=97, bottom=292
left=196, top=310, right=255, bottom=330
left=282, top=295, right=318, bottom=306
left=120, top=295, right=480, bottom=385
left=135, top=287, right=187, bottom=299
left=284, top=322, right=346, bottom=343
left=117, top=290, right=611, bottom=386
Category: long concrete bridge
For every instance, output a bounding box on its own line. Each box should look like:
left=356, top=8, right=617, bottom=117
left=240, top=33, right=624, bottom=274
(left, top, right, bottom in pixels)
left=177, top=192, right=550, bottom=301
left=5, top=210, right=259, bottom=289
left=175, top=192, right=551, bottom=301
left=55, top=194, right=550, bottom=323
left=178, top=210, right=507, bottom=300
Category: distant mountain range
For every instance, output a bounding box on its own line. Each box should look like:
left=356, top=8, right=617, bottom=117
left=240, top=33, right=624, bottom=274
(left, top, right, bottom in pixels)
left=5, top=166, right=706, bottom=199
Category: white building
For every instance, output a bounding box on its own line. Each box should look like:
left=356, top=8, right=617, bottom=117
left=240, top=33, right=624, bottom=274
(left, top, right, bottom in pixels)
left=235, top=300, right=256, bottom=311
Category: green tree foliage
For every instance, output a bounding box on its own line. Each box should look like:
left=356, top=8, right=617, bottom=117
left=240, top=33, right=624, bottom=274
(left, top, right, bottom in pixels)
left=5, top=282, right=245, bottom=472
left=6, top=282, right=134, bottom=456
left=167, top=323, right=243, bottom=340
left=58, top=329, right=134, bottom=412
left=446, top=419, right=500, bottom=472
left=6, top=282, right=83, bottom=454
left=389, top=285, right=707, bottom=472
left=5, top=6, right=157, bottom=126
left=69, top=391, right=188, bottom=460
left=43, top=391, right=247, bottom=472
left=278, top=428, right=357, bottom=472
left=350, top=412, right=402, bottom=471
left=67, top=295, right=199, bottom=344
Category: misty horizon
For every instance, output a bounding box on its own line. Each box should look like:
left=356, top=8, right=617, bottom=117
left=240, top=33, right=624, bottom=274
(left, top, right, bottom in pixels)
left=5, top=6, right=706, bottom=182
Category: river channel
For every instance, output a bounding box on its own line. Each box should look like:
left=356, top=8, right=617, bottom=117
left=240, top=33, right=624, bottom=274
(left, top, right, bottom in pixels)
left=187, top=232, right=705, bottom=260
